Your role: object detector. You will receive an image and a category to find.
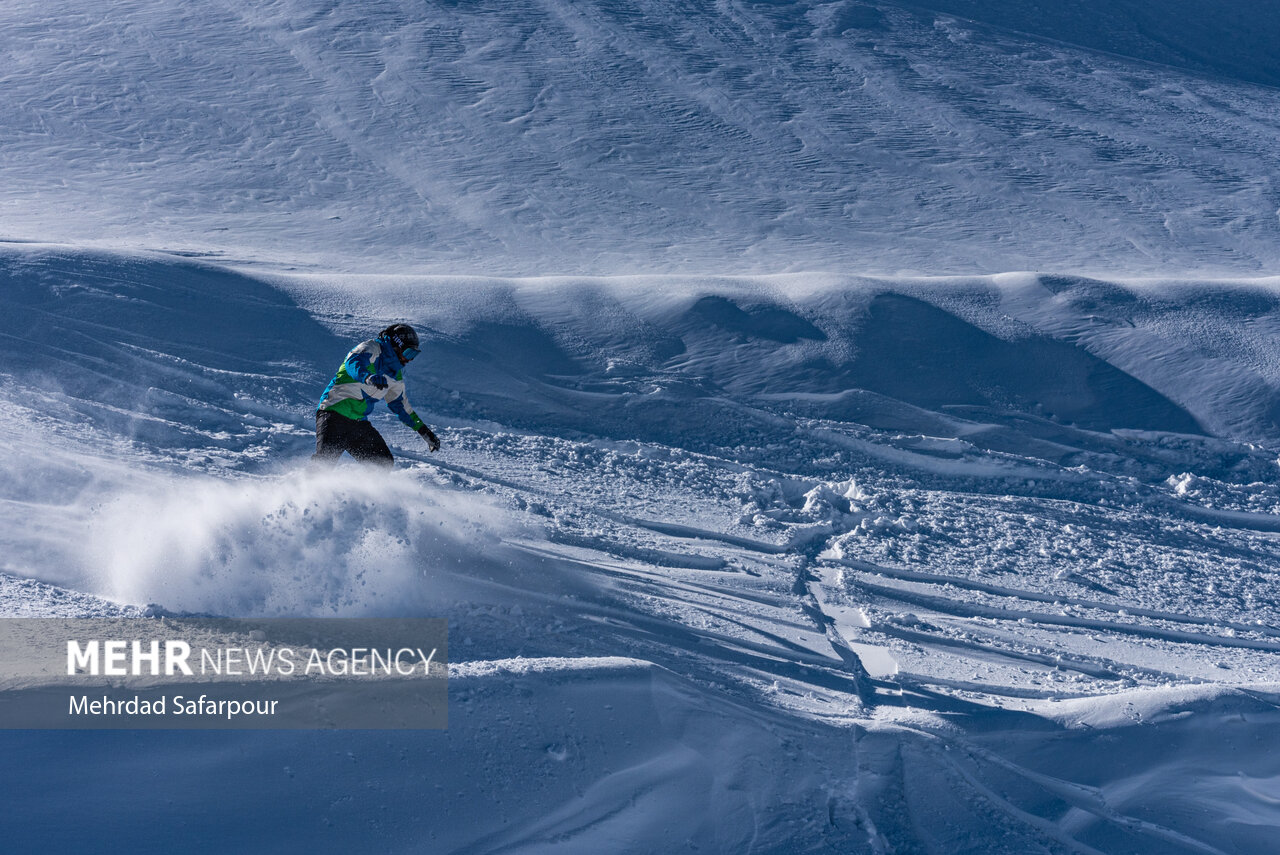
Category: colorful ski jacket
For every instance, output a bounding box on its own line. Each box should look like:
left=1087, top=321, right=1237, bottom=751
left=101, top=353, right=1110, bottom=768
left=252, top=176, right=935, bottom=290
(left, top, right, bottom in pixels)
left=317, top=337, right=427, bottom=431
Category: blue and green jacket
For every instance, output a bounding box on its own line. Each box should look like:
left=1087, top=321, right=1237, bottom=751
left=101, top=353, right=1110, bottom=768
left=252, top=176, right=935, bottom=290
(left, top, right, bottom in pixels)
left=317, top=337, right=427, bottom=432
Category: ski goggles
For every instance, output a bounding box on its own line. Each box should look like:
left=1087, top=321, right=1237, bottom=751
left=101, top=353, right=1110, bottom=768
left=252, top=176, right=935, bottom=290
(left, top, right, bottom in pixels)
left=402, top=346, right=420, bottom=361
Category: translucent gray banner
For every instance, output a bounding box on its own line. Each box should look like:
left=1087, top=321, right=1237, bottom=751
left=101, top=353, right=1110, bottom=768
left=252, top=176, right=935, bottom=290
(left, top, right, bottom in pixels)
left=0, top=618, right=448, bottom=729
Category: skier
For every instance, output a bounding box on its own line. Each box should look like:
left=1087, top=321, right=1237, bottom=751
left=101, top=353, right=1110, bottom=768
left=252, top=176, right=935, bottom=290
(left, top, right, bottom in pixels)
left=312, top=323, right=441, bottom=466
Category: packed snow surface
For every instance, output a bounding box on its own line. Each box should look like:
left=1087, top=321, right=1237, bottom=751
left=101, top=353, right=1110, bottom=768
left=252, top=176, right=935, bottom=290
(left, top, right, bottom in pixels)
left=4, top=0, right=1280, bottom=851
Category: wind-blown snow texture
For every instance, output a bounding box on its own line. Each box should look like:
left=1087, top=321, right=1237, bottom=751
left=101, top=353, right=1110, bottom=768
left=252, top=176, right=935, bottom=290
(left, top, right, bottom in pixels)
left=2, top=0, right=1280, bottom=275
left=3, top=1, right=1280, bottom=853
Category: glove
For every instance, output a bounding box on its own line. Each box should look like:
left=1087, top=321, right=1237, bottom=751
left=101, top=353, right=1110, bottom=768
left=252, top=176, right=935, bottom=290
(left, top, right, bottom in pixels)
left=418, top=426, right=441, bottom=453
left=367, top=374, right=389, bottom=390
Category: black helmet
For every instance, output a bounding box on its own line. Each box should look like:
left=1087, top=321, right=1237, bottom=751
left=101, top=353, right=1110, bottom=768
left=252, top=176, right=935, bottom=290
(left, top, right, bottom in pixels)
left=379, top=323, right=420, bottom=362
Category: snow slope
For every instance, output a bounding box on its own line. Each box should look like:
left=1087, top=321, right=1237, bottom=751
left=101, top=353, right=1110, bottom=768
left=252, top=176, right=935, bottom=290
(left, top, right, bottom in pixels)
left=4, top=246, right=1280, bottom=852
left=4, top=0, right=1280, bottom=851
left=2, top=0, right=1279, bottom=274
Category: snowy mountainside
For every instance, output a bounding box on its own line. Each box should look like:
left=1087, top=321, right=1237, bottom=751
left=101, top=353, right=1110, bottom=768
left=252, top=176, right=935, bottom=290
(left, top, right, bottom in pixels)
left=895, top=0, right=1280, bottom=88
left=2, top=0, right=1280, bottom=274
left=4, top=246, right=1280, bottom=852
left=6, top=1, right=1280, bottom=850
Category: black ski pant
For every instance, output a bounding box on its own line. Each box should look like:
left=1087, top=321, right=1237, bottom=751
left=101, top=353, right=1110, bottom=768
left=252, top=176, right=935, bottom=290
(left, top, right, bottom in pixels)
left=312, top=410, right=394, bottom=467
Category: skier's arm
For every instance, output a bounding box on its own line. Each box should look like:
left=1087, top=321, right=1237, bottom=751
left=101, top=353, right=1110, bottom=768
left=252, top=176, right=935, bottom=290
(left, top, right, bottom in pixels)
left=343, top=347, right=380, bottom=384
left=386, top=383, right=441, bottom=451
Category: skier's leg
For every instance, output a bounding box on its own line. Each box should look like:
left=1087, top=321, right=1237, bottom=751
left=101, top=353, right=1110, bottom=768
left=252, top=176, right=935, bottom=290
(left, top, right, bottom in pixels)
left=311, top=410, right=349, bottom=464
left=347, top=421, right=395, bottom=468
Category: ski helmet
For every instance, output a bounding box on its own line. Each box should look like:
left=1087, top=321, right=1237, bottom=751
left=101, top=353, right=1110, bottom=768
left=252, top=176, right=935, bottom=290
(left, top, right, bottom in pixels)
left=379, top=323, right=421, bottom=362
